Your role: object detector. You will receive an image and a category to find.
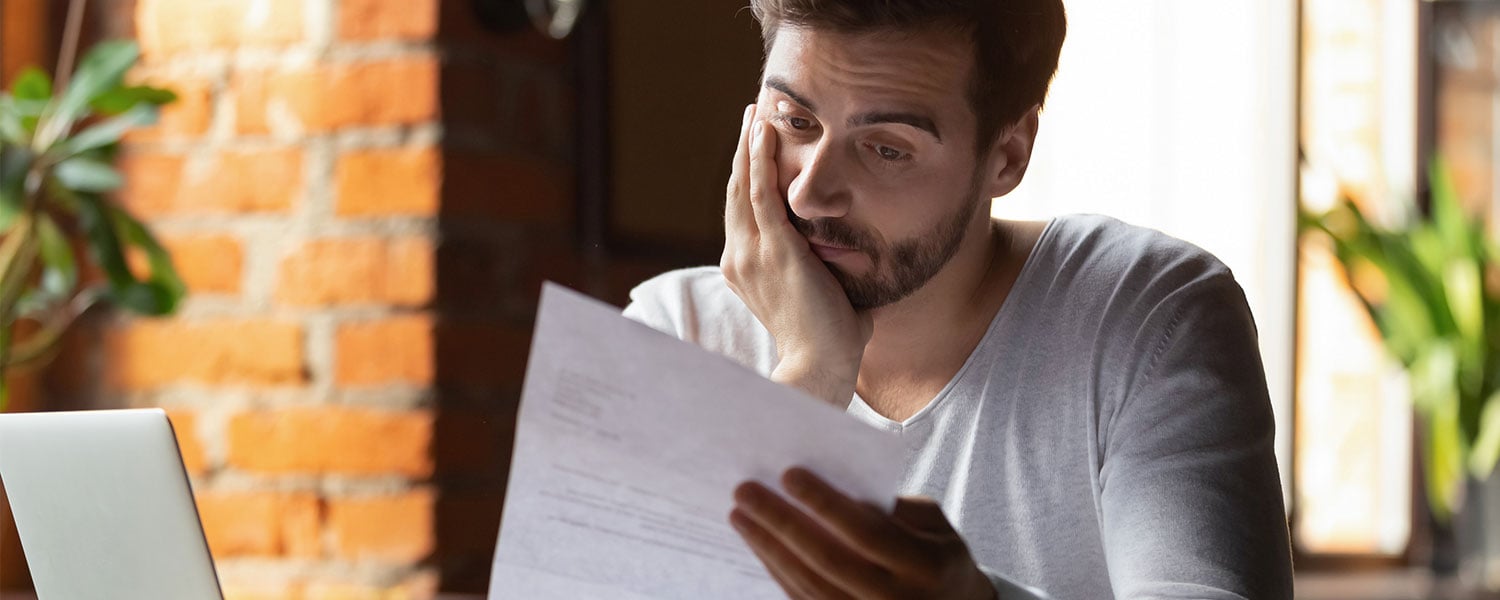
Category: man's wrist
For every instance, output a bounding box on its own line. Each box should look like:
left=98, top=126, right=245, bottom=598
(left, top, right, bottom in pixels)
left=771, top=355, right=859, bottom=408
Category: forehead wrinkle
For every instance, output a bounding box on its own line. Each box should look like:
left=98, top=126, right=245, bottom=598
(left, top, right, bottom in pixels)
left=764, top=27, right=973, bottom=136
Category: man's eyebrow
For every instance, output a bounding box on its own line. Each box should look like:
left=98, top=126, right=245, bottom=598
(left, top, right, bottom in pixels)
left=763, top=76, right=816, bottom=112
left=763, top=76, right=942, bottom=143
left=849, top=112, right=943, bottom=143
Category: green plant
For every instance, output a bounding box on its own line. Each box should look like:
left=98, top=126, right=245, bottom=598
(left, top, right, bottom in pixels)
left=1302, top=163, right=1500, bottom=520
left=0, top=40, right=183, bottom=409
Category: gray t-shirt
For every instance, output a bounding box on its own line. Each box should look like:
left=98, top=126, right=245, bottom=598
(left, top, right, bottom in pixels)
left=622, top=214, right=1293, bottom=599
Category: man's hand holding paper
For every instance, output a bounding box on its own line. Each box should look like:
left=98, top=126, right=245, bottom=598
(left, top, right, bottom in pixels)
left=487, top=284, right=906, bottom=599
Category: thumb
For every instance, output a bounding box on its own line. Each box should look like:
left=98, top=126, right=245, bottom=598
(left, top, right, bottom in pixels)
left=892, top=496, right=956, bottom=534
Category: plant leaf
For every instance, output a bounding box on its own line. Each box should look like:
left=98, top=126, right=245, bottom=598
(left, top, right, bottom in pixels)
left=15, top=214, right=78, bottom=318
left=0, top=95, right=48, bottom=143
left=0, top=97, right=24, bottom=145
left=0, top=214, right=42, bottom=327
left=10, top=67, right=52, bottom=101
left=36, top=40, right=140, bottom=149
left=77, top=195, right=184, bottom=316
left=52, top=156, right=123, bottom=192
left=0, top=147, right=32, bottom=230
left=35, top=213, right=76, bottom=299
left=110, top=205, right=184, bottom=315
left=1427, top=400, right=1467, bottom=521
left=46, top=104, right=156, bottom=161
left=1470, top=389, right=1500, bottom=480
left=89, top=85, right=176, bottom=116
left=77, top=193, right=132, bottom=288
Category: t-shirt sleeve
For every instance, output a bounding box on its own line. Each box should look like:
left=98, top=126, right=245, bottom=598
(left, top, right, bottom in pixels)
left=1096, top=275, right=1293, bottom=599
left=621, top=274, right=690, bottom=339
left=980, top=565, right=1053, bottom=599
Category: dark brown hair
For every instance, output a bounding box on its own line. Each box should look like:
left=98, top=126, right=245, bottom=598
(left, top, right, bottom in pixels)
left=748, top=0, right=1067, bottom=155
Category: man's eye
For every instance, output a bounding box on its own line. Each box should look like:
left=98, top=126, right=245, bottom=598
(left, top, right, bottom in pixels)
left=788, top=117, right=812, bottom=130
left=875, top=145, right=908, bottom=161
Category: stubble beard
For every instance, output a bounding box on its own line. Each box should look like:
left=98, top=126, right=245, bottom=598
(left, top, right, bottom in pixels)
left=788, top=174, right=986, bottom=310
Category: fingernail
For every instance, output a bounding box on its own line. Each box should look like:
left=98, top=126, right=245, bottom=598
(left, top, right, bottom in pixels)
left=752, top=121, right=763, bottom=142
left=744, top=104, right=754, bottom=123
left=783, top=469, right=807, bottom=495
left=733, top=481, right=758, bottom=504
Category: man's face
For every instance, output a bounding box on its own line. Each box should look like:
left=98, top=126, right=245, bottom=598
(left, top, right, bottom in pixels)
left=757, top=25, right=988, bottom=310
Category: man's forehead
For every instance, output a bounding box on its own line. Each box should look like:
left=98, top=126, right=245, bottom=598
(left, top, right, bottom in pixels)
left=760, top=26, right=972, bottom=111
left=759, top=26, right=973, bottom=138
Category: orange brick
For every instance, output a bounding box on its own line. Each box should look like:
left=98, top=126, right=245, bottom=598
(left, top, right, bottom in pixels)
left=235, top=58, right=438, bottom=134
left=165, top=409, right=207, bottom=475
left=198, top=491, right=275, bottom=556
left=281, top=490, right=323, bottom=558
left=386, top=237, right=436, bottom=306
left=116, top=149, right=302, bottom=216
left=219, top=581, right=305, bottom=600
left=226, top=407, right=433, bottom=476
left=105, top=319, right=305, bottom=389
left=443, top=153, right=572, bottom=224
left=335, top=315, right=434, bottom=386
left=300, top=582, right=389, bottom=600
left=302, top=572, right=438, bottom=600
left=114, top=153, right=184, bottom=214
left=335, top=146, right=441, bottom=217
left=136, top=0, right=304, bottom=56
left=194, top=491, right=321, bottom=558
left=327, top=490, right=434, bottom=563
left=276, top=237, right=433, bottom=307
left=338, top=0, right=438, bottom=41
left=127, top=234, right=242, bottom=295
left=125, top=74, right=213, bottom=141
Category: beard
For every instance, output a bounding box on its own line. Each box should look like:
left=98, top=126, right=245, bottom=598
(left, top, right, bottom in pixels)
left=788, top=175, right=985, bottom=310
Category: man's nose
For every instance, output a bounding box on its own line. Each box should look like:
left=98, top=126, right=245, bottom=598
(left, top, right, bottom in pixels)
left=786, top=139, right=852, bottom=221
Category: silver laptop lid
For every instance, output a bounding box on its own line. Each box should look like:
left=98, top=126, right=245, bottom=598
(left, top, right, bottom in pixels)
left=0, top=408, right=223, bottom=600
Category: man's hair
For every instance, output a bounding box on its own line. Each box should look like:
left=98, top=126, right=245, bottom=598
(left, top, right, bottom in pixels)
left=748, top=0, right=1067, bottom=155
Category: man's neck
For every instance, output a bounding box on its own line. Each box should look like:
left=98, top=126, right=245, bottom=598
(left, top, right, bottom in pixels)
left=856, top=217, right=1040, bottom=409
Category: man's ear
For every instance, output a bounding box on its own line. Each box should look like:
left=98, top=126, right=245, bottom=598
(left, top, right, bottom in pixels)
left=980, top=106, right=1041, bottom=200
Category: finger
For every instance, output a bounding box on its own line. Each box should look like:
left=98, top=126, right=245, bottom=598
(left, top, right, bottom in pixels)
left=783, top=468, right=932, bottom=570
left=734, top=481, right=892, bottom=597
left=731, top=507, right=858, bottom=600
left=725, top=104, right=759, bottom=237
left=892, top=496, right=958, bottom=535
left=747, top=118, right=795, bottom=236
left=760, top=555, right=816, bottom=600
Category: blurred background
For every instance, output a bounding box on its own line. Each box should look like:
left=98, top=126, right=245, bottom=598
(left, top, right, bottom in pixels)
left=0, top=0, right=1492, bottom=598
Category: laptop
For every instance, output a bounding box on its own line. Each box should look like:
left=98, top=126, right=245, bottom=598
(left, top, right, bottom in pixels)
left=0, top=408, right=223, bottom=599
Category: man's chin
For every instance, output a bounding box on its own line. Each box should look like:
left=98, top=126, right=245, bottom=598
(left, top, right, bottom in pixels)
left=828, top=271, right=889, bottom=311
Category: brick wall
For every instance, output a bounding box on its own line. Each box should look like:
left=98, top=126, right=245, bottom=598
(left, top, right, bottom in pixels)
left=0, top=0, right=586, bottom=596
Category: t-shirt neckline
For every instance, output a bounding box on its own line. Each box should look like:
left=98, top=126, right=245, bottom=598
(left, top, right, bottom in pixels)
left=848, top=217, right=1062, bottom=432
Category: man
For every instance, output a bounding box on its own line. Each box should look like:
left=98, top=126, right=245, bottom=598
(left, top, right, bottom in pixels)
left=623, top=1, right=1294, bottom=598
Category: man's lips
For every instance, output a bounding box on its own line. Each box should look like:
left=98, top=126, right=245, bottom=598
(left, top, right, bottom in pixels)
left=808, top=240, right=857, bottom=261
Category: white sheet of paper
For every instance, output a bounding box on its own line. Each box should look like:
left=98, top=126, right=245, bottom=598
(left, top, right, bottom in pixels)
left=487, top=283, right=905, bottom=599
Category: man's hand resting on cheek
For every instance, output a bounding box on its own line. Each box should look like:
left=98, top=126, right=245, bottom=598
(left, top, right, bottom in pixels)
left=720, top=103, right=873, bottom=408
left=731, top=468, right=997, bottom=600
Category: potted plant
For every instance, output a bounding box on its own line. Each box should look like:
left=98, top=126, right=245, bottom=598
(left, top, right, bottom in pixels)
left=0, top=39, right=184, bottom=409
left=1302, top=163, right=1500, bottom=583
